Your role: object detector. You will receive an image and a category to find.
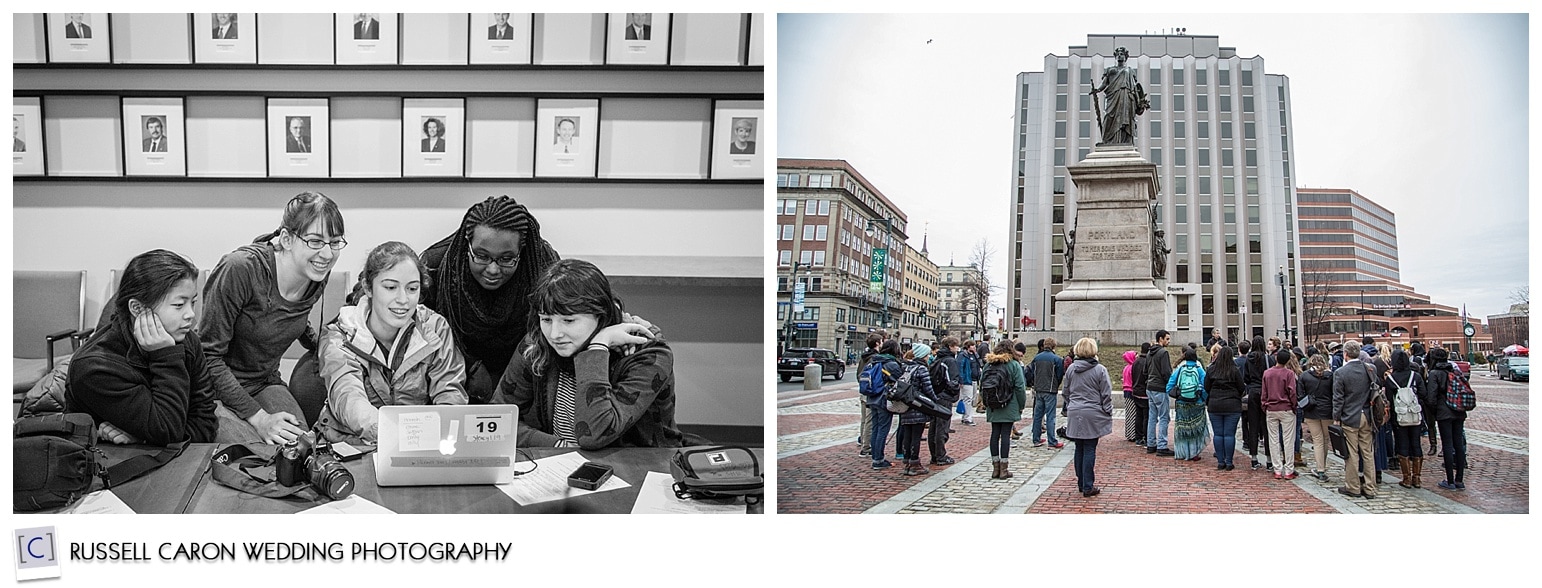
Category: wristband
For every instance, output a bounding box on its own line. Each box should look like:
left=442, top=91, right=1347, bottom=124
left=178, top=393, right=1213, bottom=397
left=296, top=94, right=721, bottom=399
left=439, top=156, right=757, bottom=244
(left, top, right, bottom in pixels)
left=587, top=343, right=609, bottom=352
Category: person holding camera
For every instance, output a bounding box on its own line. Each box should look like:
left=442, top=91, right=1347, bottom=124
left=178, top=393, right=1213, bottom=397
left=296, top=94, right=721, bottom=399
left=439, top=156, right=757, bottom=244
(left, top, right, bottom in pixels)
left=895, top=343, right=941, bottom=476
left=67, top=250, right=218, bottom=446
left=314, top=242, right=468, bottom=444
left=497, top=259, right=683, bottom=450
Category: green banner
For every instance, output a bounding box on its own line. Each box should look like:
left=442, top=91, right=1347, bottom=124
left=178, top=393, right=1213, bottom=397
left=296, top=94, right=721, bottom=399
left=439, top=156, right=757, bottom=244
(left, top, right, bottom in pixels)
left=869, top=248, right=886, bottom=293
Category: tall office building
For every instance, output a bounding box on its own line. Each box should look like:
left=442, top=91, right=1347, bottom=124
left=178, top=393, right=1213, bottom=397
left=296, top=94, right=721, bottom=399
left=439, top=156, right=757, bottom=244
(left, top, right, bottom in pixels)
left=1009, top=34, right=1301, bottom=344
left=1297, top=187, right=1486, bottom=352
left=900, top=237, right=941, bottom=344
left=937, top=263, right=984, bottom=339
left=777, top=159, right=910, bottom=358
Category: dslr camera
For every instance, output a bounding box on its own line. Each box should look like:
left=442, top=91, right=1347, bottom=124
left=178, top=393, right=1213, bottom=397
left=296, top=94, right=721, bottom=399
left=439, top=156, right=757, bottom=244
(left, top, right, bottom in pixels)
left=275, top=431, right=355, bottom=500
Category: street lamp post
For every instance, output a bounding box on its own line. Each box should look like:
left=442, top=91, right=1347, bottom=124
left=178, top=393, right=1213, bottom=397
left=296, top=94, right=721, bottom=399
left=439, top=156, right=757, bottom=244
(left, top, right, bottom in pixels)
left=1358, top=288, right=1365, bottom=339
left=865, top=217, right=895, bottom=334
left=1277, top=266, right=1291, bottom=347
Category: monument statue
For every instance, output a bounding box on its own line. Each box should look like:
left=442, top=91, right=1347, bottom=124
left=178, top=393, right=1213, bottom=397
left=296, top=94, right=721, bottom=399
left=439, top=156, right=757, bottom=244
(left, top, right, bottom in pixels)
left=1064, top=228, right=1075, bottom=280
left=1151, top=204, right=1170, bottom=279
left=1089, top=46, right=1149, bottom=146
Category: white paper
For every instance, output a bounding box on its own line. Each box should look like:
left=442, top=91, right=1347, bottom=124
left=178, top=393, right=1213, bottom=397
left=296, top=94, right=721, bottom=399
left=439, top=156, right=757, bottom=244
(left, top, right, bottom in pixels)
left=66, top=490, right=136, bottom=514
left=297, top=495, right=395, bottom=515
left=629, top=471, right=743, bottom=514
left=495, top=452, right=630, bottom=505
left=397, top=411, right=439, bottom=452
left=465, top=413, right=511, bottom=443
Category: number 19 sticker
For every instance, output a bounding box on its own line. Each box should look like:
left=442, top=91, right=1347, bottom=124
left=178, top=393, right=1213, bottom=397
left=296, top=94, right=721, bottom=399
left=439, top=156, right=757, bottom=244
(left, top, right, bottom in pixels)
left=465, top=414, right=511, bottom=443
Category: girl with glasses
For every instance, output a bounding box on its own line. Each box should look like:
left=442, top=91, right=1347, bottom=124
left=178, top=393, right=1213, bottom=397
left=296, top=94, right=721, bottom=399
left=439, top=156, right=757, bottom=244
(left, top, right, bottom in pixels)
left=202, top=192, right=344, bottom=444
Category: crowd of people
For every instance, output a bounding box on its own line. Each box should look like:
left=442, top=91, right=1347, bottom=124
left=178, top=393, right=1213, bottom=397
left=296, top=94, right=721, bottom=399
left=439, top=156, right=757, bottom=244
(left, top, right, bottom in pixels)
left=856, top=326, right=1475, bottom=499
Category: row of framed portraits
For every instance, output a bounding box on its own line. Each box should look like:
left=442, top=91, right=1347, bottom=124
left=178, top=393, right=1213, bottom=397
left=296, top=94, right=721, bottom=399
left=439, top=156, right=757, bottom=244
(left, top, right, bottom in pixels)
left=23, top=13, right=761, bottom=67
left=13, top=96, right=762, bottom=180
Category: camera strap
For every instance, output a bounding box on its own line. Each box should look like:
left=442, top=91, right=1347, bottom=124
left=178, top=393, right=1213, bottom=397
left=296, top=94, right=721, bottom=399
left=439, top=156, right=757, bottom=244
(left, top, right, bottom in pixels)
left=209, top=444, right=322, bottom=501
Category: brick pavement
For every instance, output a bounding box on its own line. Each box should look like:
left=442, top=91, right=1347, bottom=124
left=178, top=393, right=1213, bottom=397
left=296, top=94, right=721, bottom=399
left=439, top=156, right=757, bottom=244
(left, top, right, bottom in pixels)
left=777, top=377, right=1529, bottom=514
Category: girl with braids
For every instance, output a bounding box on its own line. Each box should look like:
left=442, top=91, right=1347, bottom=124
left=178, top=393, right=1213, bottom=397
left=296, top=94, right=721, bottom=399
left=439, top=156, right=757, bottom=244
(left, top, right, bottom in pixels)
left=315, top=242, right=467, bottom=444
left=496, top=259, right=683, bottom=449
left=68, top=250, right=218, bottom=445
left=420, top=195, right=656, bottom=403
left=202, top=192, right=345, bottom=444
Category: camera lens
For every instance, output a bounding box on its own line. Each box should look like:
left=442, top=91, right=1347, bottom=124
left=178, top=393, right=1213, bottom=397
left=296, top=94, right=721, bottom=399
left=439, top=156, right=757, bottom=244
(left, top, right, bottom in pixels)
left=308, top=454, right=354, bottom=501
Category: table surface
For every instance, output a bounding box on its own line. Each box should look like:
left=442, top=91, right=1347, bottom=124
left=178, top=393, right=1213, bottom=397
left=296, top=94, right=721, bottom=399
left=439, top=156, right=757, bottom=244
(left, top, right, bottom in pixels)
left=175, top=445, right=762, bottom=514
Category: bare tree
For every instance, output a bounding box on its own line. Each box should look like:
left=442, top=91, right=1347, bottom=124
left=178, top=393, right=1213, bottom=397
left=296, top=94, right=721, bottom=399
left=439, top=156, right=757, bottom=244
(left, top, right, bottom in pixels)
left=965, top=239, right=998, bottom=339
left=1300, top=270, right=1342, bottom=340
left=1510, top=286, right=1529, bottom=310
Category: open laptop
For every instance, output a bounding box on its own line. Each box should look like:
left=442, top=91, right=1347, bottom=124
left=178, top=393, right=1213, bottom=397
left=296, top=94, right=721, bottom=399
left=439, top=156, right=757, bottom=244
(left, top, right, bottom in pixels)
left=374, top=404, right=519, bottom=486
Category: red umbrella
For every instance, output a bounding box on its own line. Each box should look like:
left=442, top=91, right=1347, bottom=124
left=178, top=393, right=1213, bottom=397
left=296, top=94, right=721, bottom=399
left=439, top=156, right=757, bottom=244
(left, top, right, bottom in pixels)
left=1503, top=344, right=1528, bottom=356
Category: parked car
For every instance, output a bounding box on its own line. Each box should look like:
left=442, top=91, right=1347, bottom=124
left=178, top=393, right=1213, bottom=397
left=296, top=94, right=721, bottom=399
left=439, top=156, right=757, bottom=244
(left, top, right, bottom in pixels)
left=778, top=347, right=844, bottom=382
left=1498, top=356, right=1529, bottom=382
left=1452, top=359, right=1471, bottom=379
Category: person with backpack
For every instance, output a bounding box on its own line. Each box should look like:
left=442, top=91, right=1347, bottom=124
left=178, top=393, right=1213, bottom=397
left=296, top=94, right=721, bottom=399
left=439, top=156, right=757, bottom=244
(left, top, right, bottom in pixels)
left=1298, top=353, right=1336, bottom=482
left=983, top=339, right=1028, bottom=479
left=1027, top=338, right=1066, bottom=448
left=1420, top=347, right=1469, bottom=490
left=928, top=337, right=962, bottom=465
left=1164, top=346, right=1209, bottom=461
left=863, top=339, right=903, bottom=470
left=1408, top=341, right=1438, bottom=457
left=1383, top=349, right=1426, bottom=488
left=1128, top=342, right=1151, bottom=447
left=1367, top=341, right=1394, bottom=484
left=1145, top=330, right=1174, bottom=456
left=1331, top=340, right=1378, bottom=499
left=896, top=344, right=941, bottom=476
left=1205, top=346, right=1245, bottom=470
left=857, top=333, right=884, bottom=457
left=1260, top=349, right=1299, bottom=479
left=957, top=339, right=978, bottom=426
left=1063, top=338, right=1114, bottom=497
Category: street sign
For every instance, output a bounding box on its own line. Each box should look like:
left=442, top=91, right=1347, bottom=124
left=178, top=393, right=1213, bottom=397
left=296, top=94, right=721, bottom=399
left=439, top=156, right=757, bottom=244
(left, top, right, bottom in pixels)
left=1463, top=323, right=1476, bottom=338
left=792, top=283, right=806, bottom=313
left=794, top=322, right=818, bottom=329
left=869, top=248, right=887, bottom=293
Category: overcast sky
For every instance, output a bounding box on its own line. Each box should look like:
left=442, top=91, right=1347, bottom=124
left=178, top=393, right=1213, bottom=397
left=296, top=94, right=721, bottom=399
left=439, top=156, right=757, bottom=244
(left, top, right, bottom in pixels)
left=778, top=12, right=1529, bottom=321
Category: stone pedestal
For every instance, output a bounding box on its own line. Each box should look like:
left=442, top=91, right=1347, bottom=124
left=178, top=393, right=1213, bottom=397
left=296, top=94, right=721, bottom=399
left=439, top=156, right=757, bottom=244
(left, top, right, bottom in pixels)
left=1054, top=144, right=1165, bottom=340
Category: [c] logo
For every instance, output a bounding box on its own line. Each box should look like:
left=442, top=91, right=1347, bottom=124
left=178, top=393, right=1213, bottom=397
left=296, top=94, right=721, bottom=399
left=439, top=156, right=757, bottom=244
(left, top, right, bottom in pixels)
left=13, top=526, right=61, bottom=581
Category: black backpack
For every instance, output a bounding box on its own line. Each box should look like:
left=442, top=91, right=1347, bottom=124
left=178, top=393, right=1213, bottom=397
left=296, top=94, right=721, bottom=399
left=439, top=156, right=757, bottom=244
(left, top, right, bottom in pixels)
left=14, top=413, right=187, bottom=512
left=979, top=363, right=1013, bottom=409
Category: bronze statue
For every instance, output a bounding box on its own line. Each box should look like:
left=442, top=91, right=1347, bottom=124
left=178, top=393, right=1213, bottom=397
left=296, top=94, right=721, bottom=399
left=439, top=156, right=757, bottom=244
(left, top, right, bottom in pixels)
left=1152, top=229, right=1170, bottom=280
left=1089, top=46, right=1149, bottom=146
left=1064, top=228, right=1075, bottom=280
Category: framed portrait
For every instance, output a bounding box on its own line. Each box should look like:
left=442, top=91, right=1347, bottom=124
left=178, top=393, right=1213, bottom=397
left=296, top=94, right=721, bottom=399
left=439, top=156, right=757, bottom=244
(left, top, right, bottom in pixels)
left=470, top=12, right=532, bottom=64
left=535, top=99, right=598, bottom=178
left=268, top=98, right=330, bottom=178
left=606, top=13, right=670, bottom=65
left=121, top=97, right=186, bottom=177
left=710, top=100, right=763, bottom=179
left=403, top=98, right=465, bottom=178
left=335, top=13, right=398, bottom=65
left=13, top=97, right=45, bottom=177
left=46, top=13, right=111, bottom=63
left=194, top=13, right=257, bottom=64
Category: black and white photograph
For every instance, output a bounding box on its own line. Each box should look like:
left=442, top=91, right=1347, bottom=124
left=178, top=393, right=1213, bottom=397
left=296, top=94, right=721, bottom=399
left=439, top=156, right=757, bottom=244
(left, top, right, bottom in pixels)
left=403, top=98, right=465, bottom=177
left=195, top=12, right=256, bottom=63
left=268, top=98, right=329, bottom=177
left=471, top=12, right=532, bottom=64
left=46, top=12, right=110, bottom=63
left=13, top=97, right=44, bottom=176
left=607, top=12, right=670, bottom=65
left=729, top=117, right=757, bottom=155
left=535, top=100, right=598, bottom=178
left=336, top=12, right=397, bottom=65
left=710, top=101, right=762, bottom=179
left=211, top=12, right=239, bottom=39
left=122, top=97, right=186, bottom=176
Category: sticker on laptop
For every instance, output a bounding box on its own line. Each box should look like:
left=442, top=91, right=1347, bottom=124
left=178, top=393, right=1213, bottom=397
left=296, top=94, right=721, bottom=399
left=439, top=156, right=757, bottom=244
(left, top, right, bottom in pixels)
left=397, top=411, right=440, bottom=452
left=464, top=413, right=512, bottom=443
left=706, top=451, right=730, bottom=465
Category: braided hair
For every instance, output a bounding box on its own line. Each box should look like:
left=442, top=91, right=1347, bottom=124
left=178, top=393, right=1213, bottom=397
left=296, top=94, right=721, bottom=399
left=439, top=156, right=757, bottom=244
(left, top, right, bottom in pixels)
left=425, top=196, right=560, bottom=372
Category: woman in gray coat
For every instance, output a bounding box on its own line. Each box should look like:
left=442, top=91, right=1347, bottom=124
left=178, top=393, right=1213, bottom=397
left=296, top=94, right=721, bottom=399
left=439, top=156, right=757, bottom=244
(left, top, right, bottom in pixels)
left=1063, top=337, right=1114, bottom=497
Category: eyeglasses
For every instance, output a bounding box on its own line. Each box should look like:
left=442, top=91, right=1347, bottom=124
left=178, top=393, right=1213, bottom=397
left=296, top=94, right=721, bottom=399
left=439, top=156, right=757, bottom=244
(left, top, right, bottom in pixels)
left=468, top=250, right=520, bottom=268
left=300, top=236, right=348, bottom=251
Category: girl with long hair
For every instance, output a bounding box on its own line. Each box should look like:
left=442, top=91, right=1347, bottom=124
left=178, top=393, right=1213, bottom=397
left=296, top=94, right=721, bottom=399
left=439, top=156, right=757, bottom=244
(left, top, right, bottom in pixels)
left=315, top=242, right=468, bottom=443
left=497, top=259, right=682, bottom=449
left=68, top=250, right=217, bottom=445
left=203, top=192, right=344, bottom=444
left=1298, top=353, right=1336, bottom=482
left=1204, top=346, right=1245, bottom=470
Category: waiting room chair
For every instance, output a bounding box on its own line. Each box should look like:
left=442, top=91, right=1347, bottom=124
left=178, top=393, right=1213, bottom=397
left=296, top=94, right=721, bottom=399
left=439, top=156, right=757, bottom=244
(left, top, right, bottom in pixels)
left=14, top=271, right=88, bottom=398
